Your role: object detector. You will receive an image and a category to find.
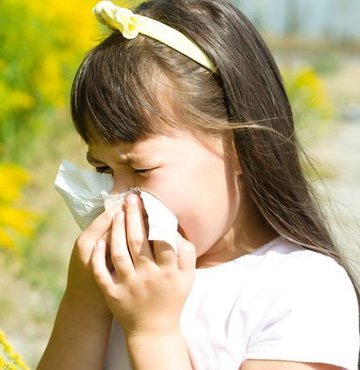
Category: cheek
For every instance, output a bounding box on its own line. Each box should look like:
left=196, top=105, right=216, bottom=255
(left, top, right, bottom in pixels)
left=152, top=162, right=240, bottom=253
left=177, top=176, right=239, bottom=253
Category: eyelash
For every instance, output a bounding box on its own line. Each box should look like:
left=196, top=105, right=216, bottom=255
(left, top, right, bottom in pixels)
left=95, top=166, right=112, bottom=174
left=95, top=166, right=150, bottom=175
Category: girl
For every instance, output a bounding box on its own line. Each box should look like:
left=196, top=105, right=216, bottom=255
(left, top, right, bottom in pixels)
left=38, top=0, right=359, bottom=369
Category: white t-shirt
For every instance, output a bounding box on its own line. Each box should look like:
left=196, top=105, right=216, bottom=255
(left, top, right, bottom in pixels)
left=105, top=237, right=359, bottom=370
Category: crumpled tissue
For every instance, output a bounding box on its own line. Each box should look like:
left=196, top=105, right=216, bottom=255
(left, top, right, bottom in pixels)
left=54, top=160, right=178, bottom=251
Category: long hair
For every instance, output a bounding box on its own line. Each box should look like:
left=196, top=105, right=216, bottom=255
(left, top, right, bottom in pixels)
left=70, top=0, right=359, bottom=295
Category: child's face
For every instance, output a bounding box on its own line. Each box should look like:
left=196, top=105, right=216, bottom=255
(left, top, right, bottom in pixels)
left=87, top=127, right=241, bottom=257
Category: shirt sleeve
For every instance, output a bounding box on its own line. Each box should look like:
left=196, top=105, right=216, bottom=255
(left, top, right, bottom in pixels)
left=246, top=252, right=359, bottom=370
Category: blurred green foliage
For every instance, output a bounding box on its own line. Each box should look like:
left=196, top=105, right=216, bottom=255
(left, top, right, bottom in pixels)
left=0, top=0, right=99, bottom=260
left=0, top=0, right=99, bottom=162
left=310, top=53, right=342, bottom=76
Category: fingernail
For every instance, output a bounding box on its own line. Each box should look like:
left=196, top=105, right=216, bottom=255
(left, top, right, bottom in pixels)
left=126, top=194, right=138, bottom=205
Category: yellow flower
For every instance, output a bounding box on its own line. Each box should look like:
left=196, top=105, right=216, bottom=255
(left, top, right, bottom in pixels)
left=0, top=329, right=30, bottom=370
left=93, top=1, right=143, bottom=39
left=0, top=163, right=39, bottom=252
left=283, top=66, right=334, bottom=120
left=0, top=164, right=29, bottom=203
left=0, top=229, right=14, bottom=250
left=0, top=207, right=38, bottom=238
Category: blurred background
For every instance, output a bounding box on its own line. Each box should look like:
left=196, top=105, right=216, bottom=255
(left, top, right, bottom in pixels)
left=0, top=0, right=359, bottom=368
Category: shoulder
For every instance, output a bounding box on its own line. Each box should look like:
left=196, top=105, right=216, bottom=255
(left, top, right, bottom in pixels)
left=243, top=237, right=359, bottom=369
left=242, top=237, right=359, bottom=327
left=250, top=237, right=359, bottom=324
left=248, top=237, right=356, bottom=293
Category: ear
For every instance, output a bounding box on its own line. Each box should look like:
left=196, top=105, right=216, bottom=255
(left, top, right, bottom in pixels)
left=234, top=156, right=242, bottom=176
left=228, top=133, right=242, bottom=176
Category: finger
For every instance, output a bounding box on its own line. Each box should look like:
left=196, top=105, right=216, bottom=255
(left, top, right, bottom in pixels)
left=84, top=207, right=120, bottom=242
left=176, top=233, right=197, bottom=272
left=125, top=194, right=154, bottom=264
left=91, top=239, right=113, bottom=290
left=153, top=241, right=177, bottom=268
left=106, top=254, right=115, bottom=273
left=110, top=210, right=135, bottom=278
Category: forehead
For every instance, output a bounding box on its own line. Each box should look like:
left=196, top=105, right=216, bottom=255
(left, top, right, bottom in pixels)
left=87, top=127, right=226, bottom=163
left=87, top=136, right=164, bottom=163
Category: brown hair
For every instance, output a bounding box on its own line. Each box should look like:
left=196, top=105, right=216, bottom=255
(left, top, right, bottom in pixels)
left=71, top=0, right=358, bottom=294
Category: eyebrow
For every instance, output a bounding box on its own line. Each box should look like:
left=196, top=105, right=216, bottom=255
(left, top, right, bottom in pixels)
left=86, top=153, right=103, bottom=165
left=86, top=152, right=139, bottom=165
left=86, top=152, right=128, bottom=165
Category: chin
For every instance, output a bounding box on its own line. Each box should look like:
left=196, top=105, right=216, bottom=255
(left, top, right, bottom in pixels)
left=177, top=223, right=219, bottom=257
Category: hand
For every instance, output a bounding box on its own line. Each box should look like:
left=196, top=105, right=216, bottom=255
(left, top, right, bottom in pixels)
left=90, top=193, right=196, bottom=338
left=63, top=206, right=120, bottom=318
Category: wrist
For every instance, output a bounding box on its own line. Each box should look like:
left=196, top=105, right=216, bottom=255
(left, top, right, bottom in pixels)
left=121, top=319, right=183, bottom=340
left=126, top=328, right=182, bottom=343
left=61, top=290, right=112, bottom=321
left=126, top=331, right=183, bottom=354
left=126, top=331, right=192, bottom=370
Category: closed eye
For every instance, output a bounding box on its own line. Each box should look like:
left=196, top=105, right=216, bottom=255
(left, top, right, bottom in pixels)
left=133, top=168, right=150, bottom=174
left=95, top=166, right=158, bottom=175
left=87, top=152, right=158, bottom=176
left=95, top=166, right=112, bottom=174
left=133, top=167, right=160, bottom=175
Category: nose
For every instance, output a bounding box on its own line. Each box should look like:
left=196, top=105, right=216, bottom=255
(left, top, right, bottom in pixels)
left=109, top=170, right=135, bottom=195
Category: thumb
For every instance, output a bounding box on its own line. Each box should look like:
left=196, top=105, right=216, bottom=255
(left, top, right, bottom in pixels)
left=176, top=233, right=196, bottom=272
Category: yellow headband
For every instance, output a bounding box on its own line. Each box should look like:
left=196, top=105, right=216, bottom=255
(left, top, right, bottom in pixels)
left=92, top=1, right=216, bottom=73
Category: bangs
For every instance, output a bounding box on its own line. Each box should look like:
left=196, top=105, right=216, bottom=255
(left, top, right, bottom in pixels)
left=70, top=32, right=176, bottom=144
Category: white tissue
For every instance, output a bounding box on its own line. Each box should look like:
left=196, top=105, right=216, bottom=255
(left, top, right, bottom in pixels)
left=54, top=160, right=178, bottom=251
left=54, top=161, right=113, bottom=230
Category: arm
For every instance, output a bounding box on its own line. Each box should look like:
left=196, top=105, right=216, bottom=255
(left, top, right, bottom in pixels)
left=37, top=208, right=118, bottom=370
left=37, top=295, right=112, bottom=370
left=91, top=194, right=196, bottom=370
left=241, top=360, right=341, bottom=370
left=126, top=332, right=192, bottom=370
